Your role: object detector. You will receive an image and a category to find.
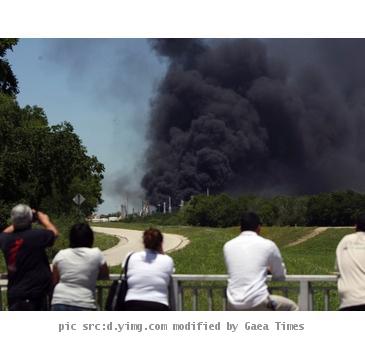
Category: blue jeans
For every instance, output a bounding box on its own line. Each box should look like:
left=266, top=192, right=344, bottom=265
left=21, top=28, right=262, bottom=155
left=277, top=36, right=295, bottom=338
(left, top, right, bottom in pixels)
left=51, top=304, right=96, bottom=311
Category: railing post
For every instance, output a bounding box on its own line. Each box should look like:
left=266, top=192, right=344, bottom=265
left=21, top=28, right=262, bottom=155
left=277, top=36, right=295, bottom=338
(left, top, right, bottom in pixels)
left=324, top=289, right=330, bottom=311
left=222, top=288, right=227, bottom=311
left=170, top=277, right=181, bottom=311
left=298, top=280, right=310, bottom=311
left=207, top=288, right=213, bottom=311
left=192, top=288, right=198, bottom=311
left=0, top=286, right=3, bottom=311
left=97, top=286, right=103, bottom=310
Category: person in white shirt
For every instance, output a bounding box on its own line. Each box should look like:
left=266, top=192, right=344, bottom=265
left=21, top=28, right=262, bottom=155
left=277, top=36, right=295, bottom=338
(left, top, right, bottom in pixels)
left=51, top=223, right=109, bottom=311
left=123, top=228, right=175, bottom=311
left=223, top=212, right=298, bottom=311
left=336, top=213, right=365, bottom=311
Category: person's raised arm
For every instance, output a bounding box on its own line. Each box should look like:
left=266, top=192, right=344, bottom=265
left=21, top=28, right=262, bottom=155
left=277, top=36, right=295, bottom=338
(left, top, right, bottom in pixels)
left=3, top=225, right=14, bottom=233
left=37, top=211, right=59, bottom=237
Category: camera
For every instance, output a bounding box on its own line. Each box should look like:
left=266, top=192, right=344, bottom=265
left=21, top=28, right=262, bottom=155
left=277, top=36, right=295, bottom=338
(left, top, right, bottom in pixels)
left=32, top=211, right=38, bottom=223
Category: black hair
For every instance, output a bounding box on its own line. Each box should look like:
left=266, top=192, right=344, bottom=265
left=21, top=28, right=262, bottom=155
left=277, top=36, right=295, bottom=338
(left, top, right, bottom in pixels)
left=240, top=212, right=262, bottom=232
left=69, top=223, right=94, bottom=248
left=356, top=213, right=365, bottom=232
left=143, top=227, right=163, bottom=251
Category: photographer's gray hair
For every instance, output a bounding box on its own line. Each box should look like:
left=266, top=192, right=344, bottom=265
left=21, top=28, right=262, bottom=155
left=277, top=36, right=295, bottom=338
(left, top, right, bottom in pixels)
left=11, top=204, right=32, bottom=229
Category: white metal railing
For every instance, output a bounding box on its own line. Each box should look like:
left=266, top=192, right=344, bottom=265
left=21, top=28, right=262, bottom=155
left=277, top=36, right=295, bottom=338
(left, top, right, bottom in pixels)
left=169, top=274, right=338, bottom=311
left=0, top=274, right=338, bottom=311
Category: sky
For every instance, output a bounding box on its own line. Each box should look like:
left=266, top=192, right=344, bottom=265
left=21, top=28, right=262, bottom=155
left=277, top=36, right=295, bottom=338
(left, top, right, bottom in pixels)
left=6, top=39, right=167, bottom=214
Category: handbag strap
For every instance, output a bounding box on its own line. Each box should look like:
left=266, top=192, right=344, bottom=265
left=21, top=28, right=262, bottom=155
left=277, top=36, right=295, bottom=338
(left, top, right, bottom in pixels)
left=122, top=252, right=133, bottom=279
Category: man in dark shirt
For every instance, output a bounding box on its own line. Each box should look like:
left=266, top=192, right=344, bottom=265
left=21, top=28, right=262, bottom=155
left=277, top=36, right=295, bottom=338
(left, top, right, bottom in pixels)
left=0, top=204, right=59, bottom=310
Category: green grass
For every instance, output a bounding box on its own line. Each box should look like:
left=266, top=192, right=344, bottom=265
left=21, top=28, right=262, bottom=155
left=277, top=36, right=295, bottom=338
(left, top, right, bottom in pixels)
left=92, top=222, right=315, bottom=274
left=0, top=255, right=4, bottom=272
left=94, top=233, right=119, bottom=251
left=282, top=228, right=352, bottom=274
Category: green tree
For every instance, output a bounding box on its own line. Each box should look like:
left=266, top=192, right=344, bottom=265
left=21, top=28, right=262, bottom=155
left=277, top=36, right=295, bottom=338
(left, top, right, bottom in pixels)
left=183, top=194, right=239, bottom=227
left=305, top=190, right=365, bottom=226
left=183, top=195, right=217, bottom=226
left=0, top=93, right=104, bottom=228
left=272, top=195, right=308, bottom=226
left=0, top=39, right=19, bottom=95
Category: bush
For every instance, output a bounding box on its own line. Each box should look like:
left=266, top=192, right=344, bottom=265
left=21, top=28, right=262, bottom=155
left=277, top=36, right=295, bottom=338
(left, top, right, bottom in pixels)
left=123, top=211, right=188, bottom=226
left=183, top=194, right=239, bottom=227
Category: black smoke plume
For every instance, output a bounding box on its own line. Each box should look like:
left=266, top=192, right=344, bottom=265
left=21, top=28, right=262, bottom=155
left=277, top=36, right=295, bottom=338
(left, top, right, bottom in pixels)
left=142, top=39, right=365, bottom=206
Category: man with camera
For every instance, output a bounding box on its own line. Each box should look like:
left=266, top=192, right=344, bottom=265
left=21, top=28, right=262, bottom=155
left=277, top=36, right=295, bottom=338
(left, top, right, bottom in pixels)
left=0, top=204, right=59, bottom=311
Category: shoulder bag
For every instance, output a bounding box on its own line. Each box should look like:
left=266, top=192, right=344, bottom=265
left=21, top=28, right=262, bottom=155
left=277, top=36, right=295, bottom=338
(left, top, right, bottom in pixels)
left=105, top=253, right=133, bottom=311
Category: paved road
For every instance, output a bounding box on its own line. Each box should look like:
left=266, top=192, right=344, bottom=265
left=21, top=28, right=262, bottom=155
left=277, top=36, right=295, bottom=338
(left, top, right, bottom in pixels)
left=91, top=226, right=190, bottom=266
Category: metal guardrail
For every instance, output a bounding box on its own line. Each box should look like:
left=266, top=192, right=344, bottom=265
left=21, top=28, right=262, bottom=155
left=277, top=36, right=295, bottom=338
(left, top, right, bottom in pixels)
left=0, top=274, right=338, bottom=311
left=169, top=274, right=338, bottom=311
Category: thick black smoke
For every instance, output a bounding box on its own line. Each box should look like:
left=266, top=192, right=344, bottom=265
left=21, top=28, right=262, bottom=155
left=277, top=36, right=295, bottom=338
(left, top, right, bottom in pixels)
left=142, top=39, right=365, bottom=206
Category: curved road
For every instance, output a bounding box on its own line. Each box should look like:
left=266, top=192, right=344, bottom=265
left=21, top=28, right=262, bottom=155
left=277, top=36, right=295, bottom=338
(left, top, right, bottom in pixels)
left=92, top=226, right=190, bottom=266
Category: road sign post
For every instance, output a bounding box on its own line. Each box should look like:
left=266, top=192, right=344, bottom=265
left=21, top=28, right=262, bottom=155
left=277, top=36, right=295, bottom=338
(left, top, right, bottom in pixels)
left=73, top=193, right=85, bottom=220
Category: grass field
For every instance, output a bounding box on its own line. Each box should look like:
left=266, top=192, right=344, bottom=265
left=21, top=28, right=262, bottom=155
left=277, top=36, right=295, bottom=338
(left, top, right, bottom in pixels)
left=92, top=222, right=352, bottom=275
left=282, top=228, right=352, bottom=274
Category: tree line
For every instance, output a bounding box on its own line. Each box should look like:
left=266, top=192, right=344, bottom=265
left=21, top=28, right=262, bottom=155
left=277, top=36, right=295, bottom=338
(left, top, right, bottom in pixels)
left=124, top=190, right=365, bottom=227
left=0, top=39, right=104, bottom=229
left=181, top=191, right=365, bottom=227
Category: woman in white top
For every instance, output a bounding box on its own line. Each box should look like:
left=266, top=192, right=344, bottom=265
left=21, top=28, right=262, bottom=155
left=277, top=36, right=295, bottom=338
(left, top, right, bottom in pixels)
left=123, top=228, right=175, bottom=311
left=51, top=223, right=109, bottom=311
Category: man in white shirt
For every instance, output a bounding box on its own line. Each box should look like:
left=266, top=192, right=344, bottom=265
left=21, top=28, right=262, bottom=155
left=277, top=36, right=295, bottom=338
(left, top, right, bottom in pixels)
left=223, top=212, right=298, bottom=311
left=335, top=213, right=365, bottom=311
